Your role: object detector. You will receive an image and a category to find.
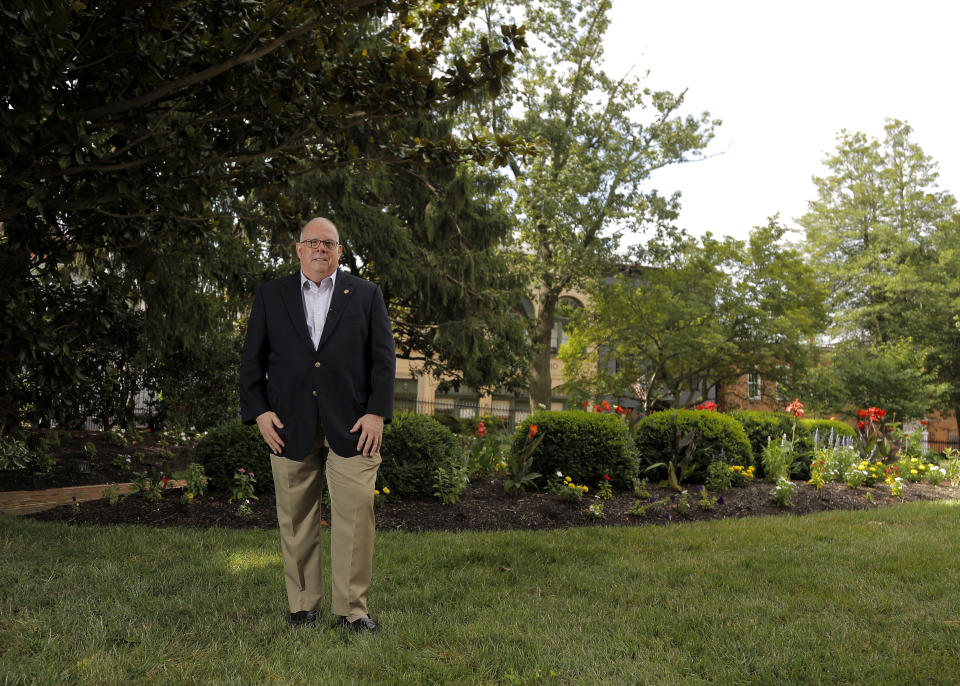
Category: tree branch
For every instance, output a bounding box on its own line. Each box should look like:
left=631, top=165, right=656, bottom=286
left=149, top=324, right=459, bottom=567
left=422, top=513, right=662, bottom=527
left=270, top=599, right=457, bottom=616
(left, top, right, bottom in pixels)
left=78, top=13, right=329, bottom=121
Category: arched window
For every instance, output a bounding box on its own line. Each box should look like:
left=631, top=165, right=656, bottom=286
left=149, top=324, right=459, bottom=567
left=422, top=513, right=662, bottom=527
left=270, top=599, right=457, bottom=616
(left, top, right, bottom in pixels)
left=550, top=296, right=583, bottom=353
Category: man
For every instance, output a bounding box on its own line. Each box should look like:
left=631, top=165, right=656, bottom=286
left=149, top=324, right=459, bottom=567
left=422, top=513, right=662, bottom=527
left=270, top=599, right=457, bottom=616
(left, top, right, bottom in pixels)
left=240, top=217, right=395, bottom=632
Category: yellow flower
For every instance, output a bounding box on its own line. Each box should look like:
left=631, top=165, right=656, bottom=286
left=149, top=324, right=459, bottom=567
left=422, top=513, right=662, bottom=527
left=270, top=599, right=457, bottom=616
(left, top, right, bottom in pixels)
left=374, top=489, right=380, bottom=495
left=564, top=476, right=572, bottom=482
left=583, top=486, right=588, bottom=492
left=910, top=469, right=918, bottom=475
left=383, top=487, right=390, bottom=494
left=567, top=482, right=575, bottom=489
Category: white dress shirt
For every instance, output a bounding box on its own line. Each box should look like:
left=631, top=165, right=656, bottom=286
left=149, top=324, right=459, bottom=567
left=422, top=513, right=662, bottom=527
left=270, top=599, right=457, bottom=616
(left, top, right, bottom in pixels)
left=301, top=270, right=336, bottom=349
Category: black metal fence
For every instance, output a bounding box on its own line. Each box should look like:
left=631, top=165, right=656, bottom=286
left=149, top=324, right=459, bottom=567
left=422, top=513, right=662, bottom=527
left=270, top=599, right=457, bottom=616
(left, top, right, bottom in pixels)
left=926, top=438, right=960, bottom=455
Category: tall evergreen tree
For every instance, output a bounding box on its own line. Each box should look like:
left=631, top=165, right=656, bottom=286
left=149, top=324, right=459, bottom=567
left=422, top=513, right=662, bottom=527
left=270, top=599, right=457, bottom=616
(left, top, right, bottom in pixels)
left=0, top=1, right=530, bottom=428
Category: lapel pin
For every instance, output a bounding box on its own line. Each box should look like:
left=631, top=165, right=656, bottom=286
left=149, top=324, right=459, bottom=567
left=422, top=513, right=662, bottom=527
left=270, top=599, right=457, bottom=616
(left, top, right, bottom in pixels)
left=343, top=289, right=350, bottom=294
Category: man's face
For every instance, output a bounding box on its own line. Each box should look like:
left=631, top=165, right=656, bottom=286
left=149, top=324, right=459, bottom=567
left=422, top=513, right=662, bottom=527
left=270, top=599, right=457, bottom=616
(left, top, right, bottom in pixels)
left=297, top=219, right=342, bottom=282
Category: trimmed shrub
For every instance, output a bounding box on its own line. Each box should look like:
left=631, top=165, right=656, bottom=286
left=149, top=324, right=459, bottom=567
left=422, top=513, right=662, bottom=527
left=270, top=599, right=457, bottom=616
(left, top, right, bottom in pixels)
left=727, top=410, right=815, bottom=479
left=510, top=411, right=639, bottom=489
left=634, top=410, right=752, bottom=483
left=432, top=413, right=465, bottom=434
left=381, top=413, right=461, bottom=500
left=193, top=419, right=273, bottom=494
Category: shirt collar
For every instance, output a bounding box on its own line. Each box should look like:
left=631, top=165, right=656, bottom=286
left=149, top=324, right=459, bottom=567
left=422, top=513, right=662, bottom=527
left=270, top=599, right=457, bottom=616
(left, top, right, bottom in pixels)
left=300, top=269, right=337, bottom=292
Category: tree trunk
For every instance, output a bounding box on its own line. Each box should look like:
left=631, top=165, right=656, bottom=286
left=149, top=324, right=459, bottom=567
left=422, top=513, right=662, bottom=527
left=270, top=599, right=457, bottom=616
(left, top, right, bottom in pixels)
left=529, top=345, right=554, bottom=412
left=528, top=289, right=559, bottom=411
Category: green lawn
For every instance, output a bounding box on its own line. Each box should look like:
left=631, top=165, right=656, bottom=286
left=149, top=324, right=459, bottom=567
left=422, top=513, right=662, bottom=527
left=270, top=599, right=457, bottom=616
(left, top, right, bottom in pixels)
left=3, top=502, right=960, bottom=685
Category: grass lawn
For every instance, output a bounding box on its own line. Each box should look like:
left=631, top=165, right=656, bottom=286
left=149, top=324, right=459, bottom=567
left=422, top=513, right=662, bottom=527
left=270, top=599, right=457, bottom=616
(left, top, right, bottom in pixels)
left=3, top=501, right=960, bottom=685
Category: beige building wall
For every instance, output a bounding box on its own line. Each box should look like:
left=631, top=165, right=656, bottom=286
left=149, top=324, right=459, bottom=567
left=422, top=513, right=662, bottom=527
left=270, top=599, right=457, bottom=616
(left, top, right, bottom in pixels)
left=393, top=287, right=586, bottom=418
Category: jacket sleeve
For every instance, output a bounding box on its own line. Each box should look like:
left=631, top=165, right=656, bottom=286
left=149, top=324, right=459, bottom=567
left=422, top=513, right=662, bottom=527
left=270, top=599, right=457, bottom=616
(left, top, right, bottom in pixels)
left=239, top=285, right=271, bottom=424
left=365, top=284, right=396, bottom=422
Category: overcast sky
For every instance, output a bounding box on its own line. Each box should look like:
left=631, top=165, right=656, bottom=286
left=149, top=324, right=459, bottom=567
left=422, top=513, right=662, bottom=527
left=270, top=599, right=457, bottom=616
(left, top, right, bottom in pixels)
left=602, top=0, right=960, bottom=242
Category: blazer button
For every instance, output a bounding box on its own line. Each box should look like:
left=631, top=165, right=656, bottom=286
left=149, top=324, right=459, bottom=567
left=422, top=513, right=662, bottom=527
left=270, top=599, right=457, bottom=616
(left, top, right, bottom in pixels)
left=312, top=390, right=318, bottom=397
left=314, top=361, right=321, bottom=368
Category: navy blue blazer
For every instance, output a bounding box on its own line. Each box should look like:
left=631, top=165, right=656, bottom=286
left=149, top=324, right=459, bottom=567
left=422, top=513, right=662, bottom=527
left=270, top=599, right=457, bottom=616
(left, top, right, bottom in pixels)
left=239, top=270, right=396, bottom=460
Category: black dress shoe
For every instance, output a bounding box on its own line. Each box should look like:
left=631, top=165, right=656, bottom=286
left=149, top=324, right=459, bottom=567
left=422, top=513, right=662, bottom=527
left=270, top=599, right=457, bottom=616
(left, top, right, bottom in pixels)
left=287, top=610, right=319, bottom=627
left=334, top=615, right=379, bottom=633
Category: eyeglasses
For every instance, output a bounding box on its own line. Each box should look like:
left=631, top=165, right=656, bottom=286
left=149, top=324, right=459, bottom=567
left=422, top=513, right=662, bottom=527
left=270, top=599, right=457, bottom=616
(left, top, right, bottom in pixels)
left=299, top=238, right=339, bottom=250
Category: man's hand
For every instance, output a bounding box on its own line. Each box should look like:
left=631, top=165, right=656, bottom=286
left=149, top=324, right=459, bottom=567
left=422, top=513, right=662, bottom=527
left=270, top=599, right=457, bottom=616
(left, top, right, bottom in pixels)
left=255, top=411, right=285, bottom=455
left=350, top=414, right=384, bottom=456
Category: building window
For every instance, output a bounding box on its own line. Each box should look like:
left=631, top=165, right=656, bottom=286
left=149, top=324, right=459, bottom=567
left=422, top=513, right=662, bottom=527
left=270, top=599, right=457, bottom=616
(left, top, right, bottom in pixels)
left=549, top=296, right=583, bottom=353
left=434, top=386, right=481, bottom=419
left=394, top=378, right=418, bottom=413
left=747, top=373, right=762, bottom=401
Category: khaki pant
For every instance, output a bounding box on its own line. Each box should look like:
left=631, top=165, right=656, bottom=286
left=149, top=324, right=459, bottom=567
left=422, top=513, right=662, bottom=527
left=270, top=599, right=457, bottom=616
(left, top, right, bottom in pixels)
left=270, top=427, right=380, bottom=622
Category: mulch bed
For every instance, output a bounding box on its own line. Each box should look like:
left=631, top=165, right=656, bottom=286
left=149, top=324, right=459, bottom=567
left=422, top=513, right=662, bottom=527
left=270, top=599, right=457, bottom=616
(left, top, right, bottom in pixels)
left=6, top=429, right=960, bottom=531
left=24, top=476, right=960, bottom=532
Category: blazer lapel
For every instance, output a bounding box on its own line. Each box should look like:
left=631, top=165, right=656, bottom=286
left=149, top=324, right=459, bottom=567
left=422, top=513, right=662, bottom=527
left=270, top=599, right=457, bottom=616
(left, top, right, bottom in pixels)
left=280, top=273, right=314, bottom=352
left=317, top=270, right=352, bottom=350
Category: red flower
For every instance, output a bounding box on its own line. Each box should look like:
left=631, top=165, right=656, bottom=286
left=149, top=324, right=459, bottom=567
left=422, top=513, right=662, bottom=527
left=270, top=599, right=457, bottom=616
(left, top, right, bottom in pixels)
left=615, top=405, right=624, bottom=414
left=601, top=400, right=612, bottom=411
left=857, top=421, right=866, bottom=431
left=920, top=420, right=929, bottom=426
left=695, top=404, right=703, bottom=410
left=474, top=422, right=487, bottom=437
left=595, top=406, right=603, bottom=412
left=602, top=474, right=610, bottom=481
left=238, top=468, right=246, bottom=474
left=626, top=408, right=633, bottom=414
left=785, top=398, right=804, bottom=418
left=162, top=476, right=168, bottom=483
left=528, top=424, right=539, bottom=439
left=581, top=400, right=590, bottom=408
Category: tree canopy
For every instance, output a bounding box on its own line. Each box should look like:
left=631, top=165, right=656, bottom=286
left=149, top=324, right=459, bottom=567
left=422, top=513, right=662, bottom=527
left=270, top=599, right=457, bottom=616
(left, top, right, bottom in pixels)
left=452, top=0, right=718, bottom=409
left=0, top=0, right=532, bottom=429
left=559, top=220, right=828, bottom=409
left=799, top=119, right=960, bottom=421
